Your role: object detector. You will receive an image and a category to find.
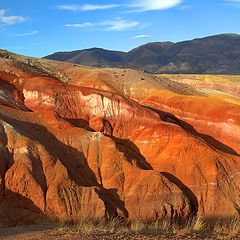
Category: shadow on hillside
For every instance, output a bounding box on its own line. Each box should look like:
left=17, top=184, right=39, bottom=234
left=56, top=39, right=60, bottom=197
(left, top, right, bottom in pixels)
left=63, top=118, right=95, bottom=131
left=161, top=172, right=198, bottom=217
left=0, top=115, right=129, bottom=222
left=0, top=190, right=44, bottom=228
left=0, top=79, right=31, bottom=112
left=111, top=136, right=153, bottom=171
left=0, top=122, right=14, bottom=201
left=145, top=106, right=240, bottom=157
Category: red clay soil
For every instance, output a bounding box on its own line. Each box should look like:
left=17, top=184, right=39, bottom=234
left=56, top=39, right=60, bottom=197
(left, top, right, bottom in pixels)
left=0, top=54, right=240, bottom=228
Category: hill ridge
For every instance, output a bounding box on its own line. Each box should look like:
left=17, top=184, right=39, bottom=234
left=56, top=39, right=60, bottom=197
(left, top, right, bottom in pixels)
left=44, top=33, right=240, bottom=74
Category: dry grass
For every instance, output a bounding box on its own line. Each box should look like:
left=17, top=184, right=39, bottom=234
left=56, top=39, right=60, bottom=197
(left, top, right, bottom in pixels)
left=213, top=218, right=240, bottom=237
left=75, top=217, right=128, bottom=234
left=55, top=216, right=240, bottom=237
left=158, top=74, right=240, bottom=84
left=150, top=219, right=171, bottom=233
left=171, top=216, right=207, bottom=235
left=73, top=216, right=207, bottom=235
left=129, top=219, right=146, bottom=232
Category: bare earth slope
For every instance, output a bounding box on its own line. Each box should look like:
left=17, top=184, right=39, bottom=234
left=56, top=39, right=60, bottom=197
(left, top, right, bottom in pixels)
left=0, top=50, right=240, bottom=228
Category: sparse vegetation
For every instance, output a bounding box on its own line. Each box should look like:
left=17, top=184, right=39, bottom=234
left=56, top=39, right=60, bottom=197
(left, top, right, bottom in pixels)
left=75, top=218, right=128, bottom=234
left=3, top=216, right=240, bottom=239
left=65, top=216, right=240, bottom=237
left=213, top=218, right=240, bottom=237
left=129, top=219, right=147, bottom=232
left=158, top=74, right=240, bottom=84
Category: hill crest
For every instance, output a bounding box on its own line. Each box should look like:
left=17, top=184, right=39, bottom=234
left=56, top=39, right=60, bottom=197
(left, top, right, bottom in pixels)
left=44, top=33, right=240, bottom=74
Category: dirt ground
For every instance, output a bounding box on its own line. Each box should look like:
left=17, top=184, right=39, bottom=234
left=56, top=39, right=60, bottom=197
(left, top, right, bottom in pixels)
left=0, top=225, right=238, bottom=240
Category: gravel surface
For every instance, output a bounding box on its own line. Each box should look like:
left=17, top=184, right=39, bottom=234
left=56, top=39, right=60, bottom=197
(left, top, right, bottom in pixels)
left=0, top=225, right=239, bottom=240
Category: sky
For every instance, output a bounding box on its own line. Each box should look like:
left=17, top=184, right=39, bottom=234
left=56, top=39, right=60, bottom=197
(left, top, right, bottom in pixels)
left=0, top=0, right=240, bottom=57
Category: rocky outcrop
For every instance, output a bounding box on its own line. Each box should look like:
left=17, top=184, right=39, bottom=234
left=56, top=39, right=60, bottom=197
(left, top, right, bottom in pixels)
left=22, top=76, right=240, bottom=219
left=0, top=53, right=240, bottom=227
left=0, top=106, right=192, bottom=226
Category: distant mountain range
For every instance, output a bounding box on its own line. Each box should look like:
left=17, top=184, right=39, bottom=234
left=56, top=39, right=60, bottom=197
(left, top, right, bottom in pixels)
left=44, top=34, right=240, bottom=74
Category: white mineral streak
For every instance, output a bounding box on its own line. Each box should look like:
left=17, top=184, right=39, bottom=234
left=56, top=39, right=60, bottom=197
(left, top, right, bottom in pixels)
left=81, top=93, right=129, bottom=118
left=23, top=89, right=54, bottom=106
left=15, top=146, right=29, bottom=154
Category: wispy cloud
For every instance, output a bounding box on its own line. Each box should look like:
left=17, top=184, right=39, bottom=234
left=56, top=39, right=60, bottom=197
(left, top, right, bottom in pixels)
left=65, top=19, right=143, bottom=31
left=133, top=34, right=150, bottom=38
left=64, top=23, right=94, bottom=28
left=10, top=30, right=39, bottom=37
left=100, top=19, right=140, bottom=31
left=57, top=4, right=120, bottom=11
left=129, top=0, right=182, bottom=12
left=58, top=1, right=182, bottom=13
left=223, top=0, right=240, bottom=7
left=0, top=9, right=26, bottom=25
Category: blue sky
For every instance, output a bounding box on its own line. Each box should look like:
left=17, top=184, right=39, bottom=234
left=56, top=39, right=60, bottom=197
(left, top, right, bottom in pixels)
left=0, top=0, right=240, bottom=57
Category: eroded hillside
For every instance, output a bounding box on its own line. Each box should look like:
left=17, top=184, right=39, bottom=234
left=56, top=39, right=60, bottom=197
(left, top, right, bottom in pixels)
left=0, top=50, right=240, bottom=227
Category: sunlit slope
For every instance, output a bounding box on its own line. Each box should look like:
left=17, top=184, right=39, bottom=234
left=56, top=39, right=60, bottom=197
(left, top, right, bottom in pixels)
left=1, top=50, right=240, bottom=227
